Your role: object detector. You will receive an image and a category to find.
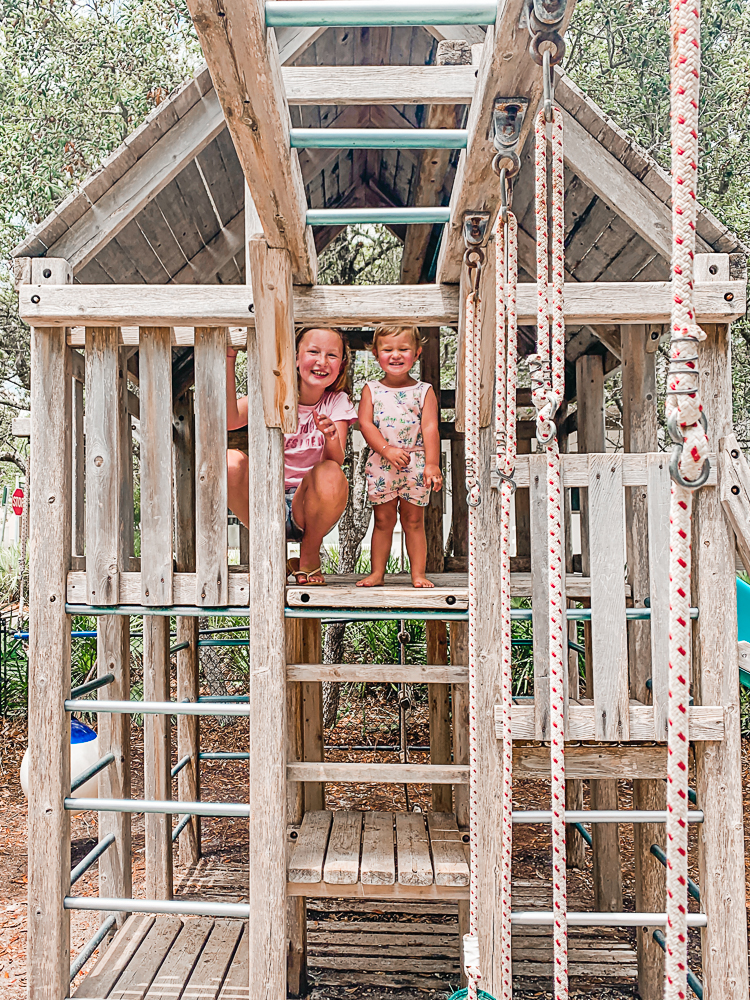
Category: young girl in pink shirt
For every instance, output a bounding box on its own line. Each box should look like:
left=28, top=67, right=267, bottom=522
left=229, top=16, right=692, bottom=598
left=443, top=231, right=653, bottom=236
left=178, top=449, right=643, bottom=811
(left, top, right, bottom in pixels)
left=226, top=327, right=356, bottom=585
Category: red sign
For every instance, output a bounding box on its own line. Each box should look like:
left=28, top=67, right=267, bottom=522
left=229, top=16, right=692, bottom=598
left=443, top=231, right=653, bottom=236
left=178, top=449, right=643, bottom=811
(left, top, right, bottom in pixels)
left=11, top=488, right=24, bottom=516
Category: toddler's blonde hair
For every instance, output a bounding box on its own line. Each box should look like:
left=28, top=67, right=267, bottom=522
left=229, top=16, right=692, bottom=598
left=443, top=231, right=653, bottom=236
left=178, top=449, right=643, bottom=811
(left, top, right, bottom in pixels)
left=371, top=325, right=422, bottom=357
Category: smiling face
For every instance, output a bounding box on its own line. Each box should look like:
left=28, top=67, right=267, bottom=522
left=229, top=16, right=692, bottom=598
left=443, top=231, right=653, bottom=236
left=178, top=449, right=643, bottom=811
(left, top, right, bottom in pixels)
left=296, top=328, right=344, bottom=401
left=374, top=331, right=420, bottom=381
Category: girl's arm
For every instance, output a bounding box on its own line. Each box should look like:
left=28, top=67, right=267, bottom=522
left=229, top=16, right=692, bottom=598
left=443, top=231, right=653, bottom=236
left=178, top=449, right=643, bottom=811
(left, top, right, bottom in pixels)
left=226, top=348, right=248, bottom=430
left=421, top=386, right=443, bottom=490
left=316, top=414, right=348, bottom=465
left=358, top=385, right=409, bottom=469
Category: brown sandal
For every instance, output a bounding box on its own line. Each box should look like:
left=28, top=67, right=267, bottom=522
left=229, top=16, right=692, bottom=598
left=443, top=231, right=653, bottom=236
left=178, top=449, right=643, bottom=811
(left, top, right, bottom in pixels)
left=293, top=566, right=325, bottom=586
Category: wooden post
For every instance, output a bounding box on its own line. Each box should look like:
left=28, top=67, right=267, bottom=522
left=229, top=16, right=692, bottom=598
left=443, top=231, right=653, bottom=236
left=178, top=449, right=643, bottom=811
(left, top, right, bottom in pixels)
left=450, top=619, right=469, bottom=987
left=450, top=436, right=469, bottom=562
left=247, top=247, right=288, bottom=999
left=620, top=323, right=664, bottom=997
left=694, top=323, right=749, bottom=1000
left=286, top=620, right=307, bottom=997
left=144, top=616, right=173, bottom=898
left=422, top=327, right=451, bottom=811
left=98, top=347, right=133, bottom=928
left=174, top=391, right=201, bottom=864
left=301, top=621, right=324, bottom=813
left=72, top=369, right=85, bottom=556
left=576, top=353, right=623, bottom=912
left=26, top=257, right=73, bottom=1000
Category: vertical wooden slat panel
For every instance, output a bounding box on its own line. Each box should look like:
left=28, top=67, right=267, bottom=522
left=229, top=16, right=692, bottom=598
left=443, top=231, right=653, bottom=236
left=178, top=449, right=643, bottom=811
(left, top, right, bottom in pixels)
left=72, top=370, right=85, bottom=556
left=450, top=620, right=469, bottom=989
left=195, top=326, right=228, bottom=606
left=530, top=453, right=550, bottom=739
left=174, top=390, right=201, bottom=863
left=286, top=620, right=307, bottom=998
left=301, top=620, right=324, bottom=813
left=144, top=616, right=173, bottom=899
left=647, top=455, right=671, bottom=740
left=119, top=349, right=135, bottom=566
left=139, top=328, right=173, bottom=605
left=589, top=454, right=629, bottom=740
left=85, top=326, right=121, bottom=604
left=27, top=315, right=72, bottom=1000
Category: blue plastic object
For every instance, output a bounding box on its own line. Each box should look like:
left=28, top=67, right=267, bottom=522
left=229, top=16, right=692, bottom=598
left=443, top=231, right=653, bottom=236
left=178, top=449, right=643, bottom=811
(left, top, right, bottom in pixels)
left=71, top=718, right=97, bottom=744
left=736, top=577, right=750, bottom=689
left=448, top=990, right=497, bottom=1000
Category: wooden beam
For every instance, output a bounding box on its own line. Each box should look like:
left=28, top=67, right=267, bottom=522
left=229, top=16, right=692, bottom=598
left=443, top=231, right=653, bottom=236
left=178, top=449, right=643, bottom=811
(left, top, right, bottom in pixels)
left=170, top=211, right=245, bottom=285
left=26, top=277, right=745, bottom=331
left=283, top=64, right=476, bottom=105
left=401, top=41, right=471, bottom=285
left=719, top=432, right=750, bottom=574
left=185, top=0, right=316, bottom=283
left=436, top=0, right=578, bottom=283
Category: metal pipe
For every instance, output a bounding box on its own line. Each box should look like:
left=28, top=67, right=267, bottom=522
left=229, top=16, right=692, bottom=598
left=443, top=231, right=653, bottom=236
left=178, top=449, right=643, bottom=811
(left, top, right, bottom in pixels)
left=288, top=607, right=469, bottom=621
left=70, top=834, right=116, bottom=887
left=66, top=797, right=250, bottom=817
left=307, top=208, right=452, bottom=226
left=573, top=822, right=592, bottom=847
left=650, top=844, right=702, bottom=901
left=291, top=128, right=468, bottom=149
left=70, top=673, right=115, bottom=699
left=71, top=753, right=116, bottom=794
left=265, top=0, right=498, bottom=27
left=169, top=640, right=190, bottom=654
left=511, top=911, right=707, bottom=927
left=200, top=752, right=250, bottom=761
left=198, top=694, right=249, bottom=703
left=69, top=915, right=117, bottom=980
left=66, top=896, right=251, bottom=919
left=199, top=639, right=250, bottom=647
left=514, top=810, right=704, bottom=824
left=65, top=699, right=252, bottom=717
left=652, top=930, right=703, bottom=998
left=171, top=813, right=192, bottom=842
left=171, top=754, right=192, bottom=778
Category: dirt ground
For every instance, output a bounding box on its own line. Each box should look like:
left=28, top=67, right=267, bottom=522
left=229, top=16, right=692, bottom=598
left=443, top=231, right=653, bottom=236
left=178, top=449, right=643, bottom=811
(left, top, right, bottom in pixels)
left=2, top=698, right=750, bottom=998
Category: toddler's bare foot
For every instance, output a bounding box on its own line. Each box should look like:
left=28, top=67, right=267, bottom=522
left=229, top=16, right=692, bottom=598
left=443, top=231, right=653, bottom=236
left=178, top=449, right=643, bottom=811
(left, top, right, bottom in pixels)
left=411, top=575, right=434, bottom=588
left=357, top=572, right=386, bottom=587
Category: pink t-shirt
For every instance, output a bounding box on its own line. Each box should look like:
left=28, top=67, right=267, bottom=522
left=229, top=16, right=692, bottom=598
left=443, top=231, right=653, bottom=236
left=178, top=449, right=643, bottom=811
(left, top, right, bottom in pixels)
left=284, top=391, right=357, bottom=488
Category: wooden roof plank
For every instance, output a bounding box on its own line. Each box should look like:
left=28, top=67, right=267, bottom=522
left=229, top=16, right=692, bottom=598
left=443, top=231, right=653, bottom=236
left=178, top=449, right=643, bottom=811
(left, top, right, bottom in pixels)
left=283, top=64, right=476, bottom=105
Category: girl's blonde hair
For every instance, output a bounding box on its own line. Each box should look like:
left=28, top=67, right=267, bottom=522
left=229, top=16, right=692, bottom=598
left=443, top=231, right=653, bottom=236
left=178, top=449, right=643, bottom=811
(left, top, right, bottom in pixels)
left=371, top=325, right=422, bottom=357
left=295, top=327, right=352, bottom=395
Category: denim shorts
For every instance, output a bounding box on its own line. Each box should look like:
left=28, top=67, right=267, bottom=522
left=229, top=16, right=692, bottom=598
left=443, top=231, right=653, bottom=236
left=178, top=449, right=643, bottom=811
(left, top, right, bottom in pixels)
left=285, top=488, right=304, bottom=542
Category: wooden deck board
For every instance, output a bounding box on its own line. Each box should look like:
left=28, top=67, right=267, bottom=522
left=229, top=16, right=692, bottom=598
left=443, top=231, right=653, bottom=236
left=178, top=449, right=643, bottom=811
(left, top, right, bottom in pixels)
left=288, top=810, right=332, bottom=884
left=144, top=917, right=214, bottom=999
left=181, top=919, right=244, bottom=1000
left=107, top=915, right=183, bottom=1000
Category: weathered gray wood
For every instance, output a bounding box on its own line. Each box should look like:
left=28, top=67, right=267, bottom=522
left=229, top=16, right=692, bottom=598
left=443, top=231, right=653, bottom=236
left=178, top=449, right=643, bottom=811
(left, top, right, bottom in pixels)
left=501, top=703, right=724, bottom=741
left=85, top=326, right=122, bottom=604
left=27, top=307, right=73, bottom=1000
left=144, top=616, right=173, bottom=899
left=181, top=918, right=244, bottom=1000
left=216, top=923, right=249, bottom=1000
left=427, top=813, right=470, bottom=886
left=396, top=813, right=432, bottom=886
left=119, top=349, right=136, bottom=564
left=719, top=431, right=750, bottom=573
left=508, top=451, right=718, bottom=489
left=246, top=236, right=298, bottom=432
left=144, top=917, right=214, bottom=998
left=283, top=64, right=476, bottom=105
left=174, top=391, right=200, bottom=864
left=589, top=454, right=629, bottom=740
left=184, top=0, right=316, bottom=283
left=139, top=327, right=173, bottom=605
left=300, top=620, right=324, bottom=813
left=694, top=323, right=749, bottom=1000
left=360, top=812, right=395, bottom=886
left=194, top=327, right=228, bottom=606
left=530, top=453, right=550, bottom=740
left=23, top=280, right=746, bottom=332
left=72, top=915, right=156, bottom=998
left=288, top=811, right=333, bottom=883
left=323, top=812, right=363, bottom=886
left=288, top=762, right=468, bottom=783
left=72, top=373, right=85, bottom=556
left=451, top=622, right=469, bottom=832
left=246, top=319, right=287, bottom=999
left=287, top=663, right=469, bottom=683
left=647, top=455, right=671, bottom=740
left=285, top=619, right=307, bottom=996
left=107, top=916, right=183, bottom=1000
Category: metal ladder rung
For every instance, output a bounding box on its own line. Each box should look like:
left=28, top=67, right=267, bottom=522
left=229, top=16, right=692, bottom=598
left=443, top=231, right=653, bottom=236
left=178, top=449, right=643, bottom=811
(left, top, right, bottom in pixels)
left=265, top=0, right=497, bottom=29
left=290, top=127, right=468, bottom=149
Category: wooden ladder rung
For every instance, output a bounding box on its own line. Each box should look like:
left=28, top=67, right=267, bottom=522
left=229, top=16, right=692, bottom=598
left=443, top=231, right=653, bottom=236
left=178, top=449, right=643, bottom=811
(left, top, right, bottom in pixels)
left=286, top=663, right=468, bottom=683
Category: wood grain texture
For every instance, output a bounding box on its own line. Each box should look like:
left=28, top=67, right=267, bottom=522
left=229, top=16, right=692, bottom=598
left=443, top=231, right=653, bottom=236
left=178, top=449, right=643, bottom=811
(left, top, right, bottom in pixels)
left=426, top=813, right=470, bottom=886
left=451, top=622, right=469, bottom=829
left=300, top=620, right=324, bottom=813
left=530, top=453, right=550, bottom=740
left=23, top=280, right=746, bottom=332
left=247, top=236, right=298, bottom=432
left=143, top=616, right=173, bottom=899
left=324, top=812, right=363, bottom=885
left=287, top=662, right=469, bottom=683
left=396, top=813, right=433, bottom=886
left=288, top=811, right=333, bottom=884
left=718, top=431, right=750, bottom=574
left=506, top=451, right=718, bottom=488
left=693, top=324, right=749, bottom=1000
left=72, top=374, right=85, bottom=556
left=85, top=326, right=122, bottom=604
left=647, top=455, right=671, bottom=740
left=194, top=327, right=228, bottom=606
left=138, top=327, right=173, bottom=605
left=184, top=0, right=316, bottom=282
left=107, top=916, right=182, bottom=1000
left=27, top=321, right=72, bottom=1000
left=361, top=812, right=395, bottom=886
left=283, top=64, right=476, bottom=105
left=246, top=323, right=288, bottom=999
left=499, top=703, right=723, bottom=741
left=72, top=914, right=156, bottom=998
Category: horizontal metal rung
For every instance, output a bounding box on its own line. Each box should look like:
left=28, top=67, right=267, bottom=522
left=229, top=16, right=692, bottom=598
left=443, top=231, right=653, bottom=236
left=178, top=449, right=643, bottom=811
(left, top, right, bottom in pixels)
left=171, top=754, right=192, bottom=778
left=70, top=673, right=114, bottom=699
left=513, top=911, right=707, bottom=928
left=65, top=699, right=251, bottom=716
left=70, top=834, right=116, bottom=887
left=291, top=128, right=467, bottom=149
left=66, top=798, right=249, bottom=817
left=518, top=809, right=704, bottom=824
left=266, top=0, right=497, bottom=28
left=307, top=208, right=451, bottom=225
left=70, top=753, right=115, bottom=794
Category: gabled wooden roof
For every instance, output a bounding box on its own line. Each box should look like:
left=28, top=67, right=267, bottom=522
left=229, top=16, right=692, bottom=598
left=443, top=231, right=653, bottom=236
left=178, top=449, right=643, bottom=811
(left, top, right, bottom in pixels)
left=13, top=23, right=745, bottom=294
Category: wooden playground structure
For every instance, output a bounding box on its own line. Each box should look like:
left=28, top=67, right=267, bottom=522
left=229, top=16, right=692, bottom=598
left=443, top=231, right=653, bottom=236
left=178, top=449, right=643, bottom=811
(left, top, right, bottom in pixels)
left=13, top=1, right=750, bottom=998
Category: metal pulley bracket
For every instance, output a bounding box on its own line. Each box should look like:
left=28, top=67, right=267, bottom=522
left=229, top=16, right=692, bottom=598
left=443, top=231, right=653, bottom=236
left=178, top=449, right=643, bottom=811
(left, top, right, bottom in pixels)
left=463, top=212, right=491, bottom=248
left=531, top=0, right=568, bottom=28
left=492, top=98, right=528, bottom=151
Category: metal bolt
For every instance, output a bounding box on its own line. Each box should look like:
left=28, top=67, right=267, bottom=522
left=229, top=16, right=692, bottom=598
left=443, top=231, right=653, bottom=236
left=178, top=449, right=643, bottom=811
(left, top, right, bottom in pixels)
left=731, top=449, right=740, bottom=459
left=94, top=456, right=103, bottom=467
left=709, top=264, right=718, bottom=275
left=725, top=292, right=734, bottom=301
left=732, top=485, right=741, bottom=496
left=43, top=268, right=52, bottom=279
left=31, top=295, right=40, bottom=304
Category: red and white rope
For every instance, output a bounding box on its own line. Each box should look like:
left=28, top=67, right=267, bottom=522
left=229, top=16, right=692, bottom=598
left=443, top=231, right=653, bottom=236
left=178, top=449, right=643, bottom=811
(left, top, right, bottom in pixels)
left=665, top=0, right=707, bottom=995
left=463, top=281, right=482, bottom=1000
left=496, top=206, right=518, bottom=1000
left=531, top=105, right=568, bottom=1000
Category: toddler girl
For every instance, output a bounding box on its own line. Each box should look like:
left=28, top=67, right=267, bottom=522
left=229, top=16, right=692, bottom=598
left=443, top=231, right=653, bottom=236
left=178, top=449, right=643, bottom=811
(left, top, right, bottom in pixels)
left=357, top=325, right=442, bottom=589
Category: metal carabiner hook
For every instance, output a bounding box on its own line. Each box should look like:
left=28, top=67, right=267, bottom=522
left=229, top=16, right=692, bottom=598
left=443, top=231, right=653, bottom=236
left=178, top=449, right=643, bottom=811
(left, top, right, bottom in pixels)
left=496, top=470, right=517, bottom=495
left=543, top=49, right=555, bottom=123
left=669, top=449, right=711, bottom=490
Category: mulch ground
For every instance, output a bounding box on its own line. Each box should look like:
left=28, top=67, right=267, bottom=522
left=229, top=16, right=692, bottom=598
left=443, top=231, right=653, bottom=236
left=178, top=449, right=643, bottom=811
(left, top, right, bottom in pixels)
left=2, top=697, right=750, bottom=998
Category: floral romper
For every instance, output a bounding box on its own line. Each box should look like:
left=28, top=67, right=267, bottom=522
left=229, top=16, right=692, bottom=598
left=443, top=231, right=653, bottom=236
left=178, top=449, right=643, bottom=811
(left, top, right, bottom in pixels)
left=364, top=379, right=431, bottom=507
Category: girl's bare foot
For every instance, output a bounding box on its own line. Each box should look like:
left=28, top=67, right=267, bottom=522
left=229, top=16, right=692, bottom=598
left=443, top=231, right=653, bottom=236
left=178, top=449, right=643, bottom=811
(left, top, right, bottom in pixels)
left=411, top=575, right=434, bottom=588
left=356, top=573, right=386, bottom=587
